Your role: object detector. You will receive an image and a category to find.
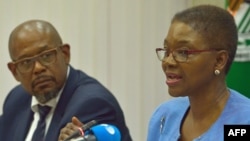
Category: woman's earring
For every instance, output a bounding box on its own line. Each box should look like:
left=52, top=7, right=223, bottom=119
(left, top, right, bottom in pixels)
left=214, top=69, right=220, bottom=75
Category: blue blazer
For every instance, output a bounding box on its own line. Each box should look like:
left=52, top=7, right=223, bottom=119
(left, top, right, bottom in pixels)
left=0, top=66, right=132, bottom=141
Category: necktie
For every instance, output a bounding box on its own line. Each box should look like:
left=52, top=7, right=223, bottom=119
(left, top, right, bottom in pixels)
left=31, top=105, right=51, bottom=141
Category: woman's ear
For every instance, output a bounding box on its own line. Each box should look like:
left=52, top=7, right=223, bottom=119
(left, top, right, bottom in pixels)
left=214, top=50, right=229, bottom=73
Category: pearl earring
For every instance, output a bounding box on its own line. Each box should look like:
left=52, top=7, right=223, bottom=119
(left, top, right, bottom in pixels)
left=214, top=70, right=220, bottom=75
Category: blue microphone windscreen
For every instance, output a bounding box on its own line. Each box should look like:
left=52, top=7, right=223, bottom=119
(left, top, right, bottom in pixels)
left=90, top=124, right=121, bottom=141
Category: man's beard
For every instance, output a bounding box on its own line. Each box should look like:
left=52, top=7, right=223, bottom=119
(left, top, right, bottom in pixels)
left=33, top=89, right=59, bottom=104
left=31, top=75, right=59, bottom=103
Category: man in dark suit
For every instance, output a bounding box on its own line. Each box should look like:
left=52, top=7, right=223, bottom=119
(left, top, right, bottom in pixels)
left=0, top=20, right=132, bottom=141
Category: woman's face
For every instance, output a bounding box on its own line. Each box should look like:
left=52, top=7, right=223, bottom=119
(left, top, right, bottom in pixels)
left=162, top=21, right=217, bottom=97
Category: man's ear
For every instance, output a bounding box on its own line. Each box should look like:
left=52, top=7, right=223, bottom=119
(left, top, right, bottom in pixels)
left=60, top=44, right=70, bottom=64
left=214, top=50, right=228, bottom=73
left=7, top=62, right=20, bottom=82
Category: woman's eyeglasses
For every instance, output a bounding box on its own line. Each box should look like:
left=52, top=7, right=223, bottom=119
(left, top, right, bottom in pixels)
left=156, top=48, right=215, bottom=62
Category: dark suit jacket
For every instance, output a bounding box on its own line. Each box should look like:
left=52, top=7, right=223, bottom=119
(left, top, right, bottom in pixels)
left=0, top=66, right=132, bottom=141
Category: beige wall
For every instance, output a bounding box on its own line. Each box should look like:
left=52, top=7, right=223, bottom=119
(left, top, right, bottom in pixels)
left=188, top=0, right=225, bottom=8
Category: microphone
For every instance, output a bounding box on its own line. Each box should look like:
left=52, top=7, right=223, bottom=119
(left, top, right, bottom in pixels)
left=63, top=120, right=97, bottom=141
left=81, top=124, right=121, bottom=141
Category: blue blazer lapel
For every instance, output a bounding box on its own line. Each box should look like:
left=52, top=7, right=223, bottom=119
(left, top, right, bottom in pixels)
left=45, top=83, right=73, bottom=141
left=14, top=108, right=33, bottom=140
left=45, top=109, right=63, bottom=141
left=46, top=66, right=77, bottom=141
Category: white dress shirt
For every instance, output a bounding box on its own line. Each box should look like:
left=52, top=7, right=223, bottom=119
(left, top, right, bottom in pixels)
left=25, top=67, right=69, bottom=141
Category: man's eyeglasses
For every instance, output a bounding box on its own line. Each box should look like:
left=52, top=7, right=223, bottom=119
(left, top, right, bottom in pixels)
left=11, top=46, right=61, bottom=73
left=156, top=48, right=215, bottom=62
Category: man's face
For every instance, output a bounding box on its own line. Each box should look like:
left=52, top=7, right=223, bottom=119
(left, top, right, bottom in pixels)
left=8, top=31, right=70, bottom=103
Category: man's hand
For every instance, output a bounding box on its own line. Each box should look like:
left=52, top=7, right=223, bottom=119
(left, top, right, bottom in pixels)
left=58, top=116, right=83, bottom=141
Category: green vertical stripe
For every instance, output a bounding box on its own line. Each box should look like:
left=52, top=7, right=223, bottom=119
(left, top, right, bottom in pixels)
left=225, top=0, right=229, bottom=8
left=237, top=6, right=250, bottom=32
left=242, top=17, right=250, bottom=33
